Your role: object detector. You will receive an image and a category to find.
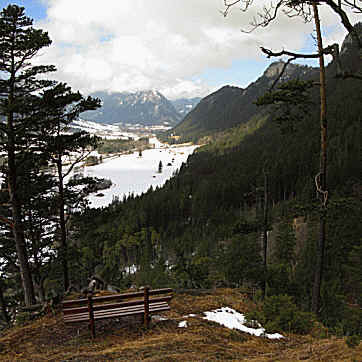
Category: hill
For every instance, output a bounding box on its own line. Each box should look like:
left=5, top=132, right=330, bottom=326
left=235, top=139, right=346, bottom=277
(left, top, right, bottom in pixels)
left=0, top=289, right=360, bottom=361
left=167, top=62, right=318, bottom=143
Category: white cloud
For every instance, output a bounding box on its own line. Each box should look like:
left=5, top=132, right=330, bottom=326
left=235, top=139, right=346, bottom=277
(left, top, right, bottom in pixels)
left=33, top=0, right=357, bottom=99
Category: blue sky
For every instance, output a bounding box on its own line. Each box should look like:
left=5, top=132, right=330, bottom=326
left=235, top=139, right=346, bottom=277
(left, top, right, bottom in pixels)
left=1, top=0, right=354, bottom=99
left=3, top=0, right=46, bottom=20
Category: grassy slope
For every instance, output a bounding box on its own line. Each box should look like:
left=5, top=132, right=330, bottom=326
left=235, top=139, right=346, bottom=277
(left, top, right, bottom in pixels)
left=0, top=289, right=360, bottom=361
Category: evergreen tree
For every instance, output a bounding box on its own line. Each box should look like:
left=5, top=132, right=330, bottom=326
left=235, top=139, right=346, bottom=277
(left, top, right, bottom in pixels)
left=158, top=160, right=163, bottom=173
left=223, top=0, right=361, bottom=315
left=0, top=5, right=56, bottom=305
left=42, top=83, right=100, bottom=291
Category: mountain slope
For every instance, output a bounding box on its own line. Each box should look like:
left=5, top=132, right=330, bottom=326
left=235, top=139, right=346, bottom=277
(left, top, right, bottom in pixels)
left=171, top=97, right=201, bottom=116
left=169, top=62, right=318, bottom=143
left=81, top=90, right=182, bottom=126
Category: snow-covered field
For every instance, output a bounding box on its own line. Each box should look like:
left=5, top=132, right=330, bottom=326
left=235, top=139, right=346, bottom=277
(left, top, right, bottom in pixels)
left=72, top=119, right=139, bottom=140
left=85, top=144, right=197, bottom=208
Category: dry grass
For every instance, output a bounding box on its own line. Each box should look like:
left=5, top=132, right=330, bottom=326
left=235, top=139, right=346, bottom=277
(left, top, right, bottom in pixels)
left=0, top=289, right=360, bottom=361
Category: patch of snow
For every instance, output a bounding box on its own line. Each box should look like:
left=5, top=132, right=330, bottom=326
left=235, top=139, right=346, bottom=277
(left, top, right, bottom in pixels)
left=148, top=137, right=164, bottom=148
left=203, top=307, right=284, bottom=340
left=124, top=264, right=138, bottom=274
left=152, top=315, right=168, bottom=322
left=178, top=321, right=188, bottom=328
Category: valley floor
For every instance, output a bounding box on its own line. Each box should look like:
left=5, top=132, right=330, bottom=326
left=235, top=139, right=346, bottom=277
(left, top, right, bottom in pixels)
left=86, top=144, right=197, bottom=208
left=0, top=289, right=360, bottom=361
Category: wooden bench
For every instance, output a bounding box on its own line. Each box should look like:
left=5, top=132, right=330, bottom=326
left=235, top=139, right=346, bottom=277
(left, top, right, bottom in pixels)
left=62, top=287, right=173, bottom=338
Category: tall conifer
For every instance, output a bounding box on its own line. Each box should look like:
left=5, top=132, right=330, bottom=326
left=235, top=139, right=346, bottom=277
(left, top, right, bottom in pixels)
left=0, top=5, right=57, bottom=305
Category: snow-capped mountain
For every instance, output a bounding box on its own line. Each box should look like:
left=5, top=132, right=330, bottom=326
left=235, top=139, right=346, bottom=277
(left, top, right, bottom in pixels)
left=81, top=90, right=182, bottom=126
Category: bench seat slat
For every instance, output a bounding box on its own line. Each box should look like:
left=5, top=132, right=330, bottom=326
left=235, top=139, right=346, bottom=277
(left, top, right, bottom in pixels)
left=63, top=295, right=173, bottom=315
left=63, top=302, right=169, bottom=323
left=65, top=306, right=171, bottom=324
left=64, top=304, right=170, bottom=324
left=64, top=301, right=168, bottom=319
left=93, top=305, right=169, bottom=320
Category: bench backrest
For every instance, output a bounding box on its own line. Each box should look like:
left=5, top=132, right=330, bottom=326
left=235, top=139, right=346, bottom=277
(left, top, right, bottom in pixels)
left=62, top=287, right=172, bottom=309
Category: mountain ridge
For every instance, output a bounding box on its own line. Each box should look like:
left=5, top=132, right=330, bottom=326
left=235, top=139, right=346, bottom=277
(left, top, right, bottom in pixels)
left=167, top=61, right=318, bottom=143
left=81, top=90, right=201, bottom=126
left=81, top=89, right=182, bottom=126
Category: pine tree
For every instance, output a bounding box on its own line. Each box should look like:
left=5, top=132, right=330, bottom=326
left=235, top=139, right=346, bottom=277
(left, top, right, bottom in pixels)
left=223, top=0, right=361, bottom=315
left=0, top=5, right=57, bottom=305
left=158, top=160, right=163, bottom=173
left=42, top=83, right=100, bottom=291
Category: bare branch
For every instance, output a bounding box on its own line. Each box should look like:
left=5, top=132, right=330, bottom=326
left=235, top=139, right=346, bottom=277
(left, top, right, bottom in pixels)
left=343, top=0, right=362, bottom=13
left=63, top=150, right=92, bottom=178
left=260, top=43, right=362, bottom=82
left=321, top=0, right=362, bottom=48
left=242, top=0, right=284, bottom=33
left=260, top=47, right=319, bottom=58
left=223, top=0, right=248, bottom=17
left=269, top=57, right=297, bottom=90
left=260, top=43, right=338, bottom=59
left=324, top=43, right=362, bottom=80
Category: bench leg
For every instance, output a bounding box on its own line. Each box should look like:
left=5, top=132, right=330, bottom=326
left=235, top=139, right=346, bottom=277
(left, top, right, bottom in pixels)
left=144, top=287, right=150, bottom=328
left=89, top=319, right=96, bottom=338
left=88, top=296, right=96, bottom=338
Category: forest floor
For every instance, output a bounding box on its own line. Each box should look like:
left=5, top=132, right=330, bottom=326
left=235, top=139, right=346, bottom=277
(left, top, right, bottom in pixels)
left=0, top=289, right=360, bottom=361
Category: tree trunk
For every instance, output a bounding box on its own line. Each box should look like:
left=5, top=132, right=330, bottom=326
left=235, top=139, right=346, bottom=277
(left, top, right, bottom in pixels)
left=0, top=281, right=10, bottom=326
left=7, top=153, right=36, bottom=306
left=311, top=1, right=328, bottom=315
left=7, top=51, right=35, bottom=306
left=57, top=158, right=69, bottom=291
left=7, top=78, right=35, bottom=306
left=262, top=171, right=268, bottom=299
left=29, top=213, right=46, bottom=303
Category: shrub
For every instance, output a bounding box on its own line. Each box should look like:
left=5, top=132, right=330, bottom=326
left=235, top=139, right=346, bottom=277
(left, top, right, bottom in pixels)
left=327, top=306, right=362, bottom=337
left=246, top=295, right=315, bottom=334
left=266, top=263, right=292, bottom=296
left=342, top=307, right=362, bottom=337
left=15, top=311, right=33, bottom=325
left=346, top=335, right=360, bottom=349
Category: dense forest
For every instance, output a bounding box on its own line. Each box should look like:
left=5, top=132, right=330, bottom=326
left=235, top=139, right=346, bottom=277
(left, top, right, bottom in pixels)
left=0, top=3, right=361, bottom=342
left=67, top=25, right=360, bottom=335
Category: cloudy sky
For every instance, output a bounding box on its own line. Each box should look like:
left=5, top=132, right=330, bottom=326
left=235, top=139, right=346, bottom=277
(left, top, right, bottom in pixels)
left=2, top=0, right=360, bottom=99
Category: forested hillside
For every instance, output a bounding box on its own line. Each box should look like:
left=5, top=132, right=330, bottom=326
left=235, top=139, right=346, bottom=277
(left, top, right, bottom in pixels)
left=0, top=3, right=361, bottom=353
left=64, top=28, right=362, bottom=336
left=164, top=62, right=318, bottom=143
